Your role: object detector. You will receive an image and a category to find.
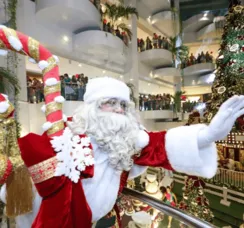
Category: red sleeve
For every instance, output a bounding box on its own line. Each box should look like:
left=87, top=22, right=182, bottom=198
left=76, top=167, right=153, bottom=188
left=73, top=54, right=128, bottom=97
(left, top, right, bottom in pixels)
left=133, top=131, right=173, bottom=170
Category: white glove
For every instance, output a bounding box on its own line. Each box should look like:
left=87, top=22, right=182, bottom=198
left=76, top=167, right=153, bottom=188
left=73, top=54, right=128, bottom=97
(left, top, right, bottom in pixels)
left=198, top=95, right=244, bottom=148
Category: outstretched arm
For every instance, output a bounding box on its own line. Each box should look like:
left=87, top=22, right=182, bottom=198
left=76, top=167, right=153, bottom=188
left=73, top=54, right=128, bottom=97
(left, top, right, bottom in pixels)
left=133, top=96, right=244, bottom=179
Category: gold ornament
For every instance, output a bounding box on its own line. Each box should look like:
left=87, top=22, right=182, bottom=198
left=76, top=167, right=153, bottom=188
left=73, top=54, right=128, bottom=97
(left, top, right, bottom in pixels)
left=230, top=44, right=239, bottom=52
left=234, top=5, right=243, bottom=13
left=217, top=86, right=226, bottom=94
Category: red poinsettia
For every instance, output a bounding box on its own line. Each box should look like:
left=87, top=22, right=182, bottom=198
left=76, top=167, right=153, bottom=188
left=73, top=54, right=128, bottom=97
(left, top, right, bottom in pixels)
left=181, top=95, right=187, bottom=101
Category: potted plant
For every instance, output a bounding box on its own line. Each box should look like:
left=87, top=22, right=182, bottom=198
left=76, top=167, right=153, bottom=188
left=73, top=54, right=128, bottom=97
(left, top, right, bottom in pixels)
left=171, top=91, right=185, bottom=119
left=0, top=67, right=20, bottom=95
left=103, top=3, right=138, bottom=41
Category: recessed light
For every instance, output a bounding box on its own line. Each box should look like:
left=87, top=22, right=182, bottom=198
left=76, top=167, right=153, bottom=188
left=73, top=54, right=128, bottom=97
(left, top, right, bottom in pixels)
left=78, top=64, right=82, bottom=67
left=62, top=14, right=68, bottom=20
left=120, top=75, right=123, bottom=78
left=148, top=83, right=151, bottom=86
left=63, top=36, right=69, bottom=42
left=103, top=70, right=106, bottom=74
left=130, top=78, right=133, bottom=81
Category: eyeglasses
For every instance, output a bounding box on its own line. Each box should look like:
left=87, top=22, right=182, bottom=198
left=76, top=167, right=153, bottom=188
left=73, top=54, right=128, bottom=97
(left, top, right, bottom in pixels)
left=100, top=98, right=128, bottom=111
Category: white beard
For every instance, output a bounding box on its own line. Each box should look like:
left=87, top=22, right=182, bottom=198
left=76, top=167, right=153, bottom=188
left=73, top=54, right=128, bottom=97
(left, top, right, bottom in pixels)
left=69, top=100, right=141, bottom=171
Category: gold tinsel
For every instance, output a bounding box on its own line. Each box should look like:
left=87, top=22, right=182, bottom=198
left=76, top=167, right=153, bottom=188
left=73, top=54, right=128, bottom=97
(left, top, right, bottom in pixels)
left=0, top=118, right=33, bottom=217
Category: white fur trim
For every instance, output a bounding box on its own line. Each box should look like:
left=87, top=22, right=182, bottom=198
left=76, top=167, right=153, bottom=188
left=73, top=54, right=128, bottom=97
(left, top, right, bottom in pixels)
left=1, top=94, right=8, bottom=99
left=63, top=114, right=67, bottom=122
left=8, top=36, right=23, bottom=51
left=135, top=130, right=149, bottom=149
left=128, top=164, right=147, bottom=180
left=42, top=122, right=53, bottom=131
left=45, top=78, right=58, bottom=86
left=0, top=49, right=8, bottom=56
left=41, top=105, right=46, bottom=113
left=38, top=60, right=49, bottom=70
left=53, top=55, right=59, bottom=63
left=0, top=101, right=10, bottom=113
left=0, top=184, right=6, bottom=203
left=165, top=124, right=217, bottom=179
left=29, top=57, right=36, bottom=64
left=0, top=25, right=6, bottom=29
left=84, top=77, right=130, bottom=104
left=54, top=96, right=65, bottom=103
left=16, top=188, right=42, bottom=228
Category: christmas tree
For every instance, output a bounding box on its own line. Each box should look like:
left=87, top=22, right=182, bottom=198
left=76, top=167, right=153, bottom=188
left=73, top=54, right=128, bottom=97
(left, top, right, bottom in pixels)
left=178, top=176, right=214, bottom=222
left=205, top=1, right=244, bottom=123
left=177, top=112, right=214, bottom=222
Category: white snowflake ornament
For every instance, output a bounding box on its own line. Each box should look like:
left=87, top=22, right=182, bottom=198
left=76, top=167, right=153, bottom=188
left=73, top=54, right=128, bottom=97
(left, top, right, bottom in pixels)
left=50, top=127, right=94, bottom=183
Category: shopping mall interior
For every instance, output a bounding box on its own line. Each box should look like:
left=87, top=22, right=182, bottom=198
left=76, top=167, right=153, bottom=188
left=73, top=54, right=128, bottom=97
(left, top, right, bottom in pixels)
left=0, top=0, right=244, bottom=227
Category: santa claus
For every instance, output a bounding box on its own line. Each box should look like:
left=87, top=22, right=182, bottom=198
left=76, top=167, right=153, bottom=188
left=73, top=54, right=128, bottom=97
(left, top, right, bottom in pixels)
left=0, top=77, right=239, bottom=228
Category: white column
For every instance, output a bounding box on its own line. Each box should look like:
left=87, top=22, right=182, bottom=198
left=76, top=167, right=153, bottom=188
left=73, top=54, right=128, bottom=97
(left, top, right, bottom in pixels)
left=124, top=0, right=139, bottom=101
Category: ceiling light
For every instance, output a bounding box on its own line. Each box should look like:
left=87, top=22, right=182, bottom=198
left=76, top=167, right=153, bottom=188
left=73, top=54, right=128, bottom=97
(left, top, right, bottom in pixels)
left=130, top=78, right=133, bottom=81
left=62, top=14, right=68, bottom=20
left=103, top=70, right=106, bottom=74
left=63, top=36, right=69, bottom=42
left=78, top=63, right=82, bottom=67
left=120, top=75, right=123, bottom=78
left=148, top=83, right=151, bottom=86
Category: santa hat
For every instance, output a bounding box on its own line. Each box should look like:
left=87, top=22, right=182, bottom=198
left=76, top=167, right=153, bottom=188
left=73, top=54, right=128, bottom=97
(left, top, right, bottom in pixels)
left=84, top=77, right=130, bottom=104
left=0, top=94, right=10, bottom=113
left=0, top=94, right=14, bottom=119
left=132, top=211, right=151, bottom=226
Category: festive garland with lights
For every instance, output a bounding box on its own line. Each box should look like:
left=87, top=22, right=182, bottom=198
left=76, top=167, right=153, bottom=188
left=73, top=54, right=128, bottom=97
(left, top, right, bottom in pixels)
left=2, top=0, right=21, bottom=137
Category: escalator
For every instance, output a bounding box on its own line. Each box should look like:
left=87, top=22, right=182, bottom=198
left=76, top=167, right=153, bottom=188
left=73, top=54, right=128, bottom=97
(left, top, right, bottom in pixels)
left=117, top=187, right=215, bottom=228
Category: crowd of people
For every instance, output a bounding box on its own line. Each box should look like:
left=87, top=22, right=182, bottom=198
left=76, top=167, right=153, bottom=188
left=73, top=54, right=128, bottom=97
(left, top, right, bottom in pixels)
left=102, top=19, right=129, bottom=46
left=27, top=78, right=44, bottom=103
left=181, top=51, right=214, bottom=69
left=27, top=74, right=89, bottom=103
left=139, top=93, right=172, bottom=111
left=138, top=33, right=171, bottom=52
left=27, top=76, right=201, bottom=115
left=60, top=73, right=89, bottom=101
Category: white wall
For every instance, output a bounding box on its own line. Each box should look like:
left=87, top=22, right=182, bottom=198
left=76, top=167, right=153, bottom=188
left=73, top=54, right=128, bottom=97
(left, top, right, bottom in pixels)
left=184, top=86, right=211, bottom=95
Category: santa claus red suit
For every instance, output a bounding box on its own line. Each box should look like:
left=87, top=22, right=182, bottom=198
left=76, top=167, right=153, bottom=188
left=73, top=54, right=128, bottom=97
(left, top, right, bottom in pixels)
left=0, top=26, right=244, bottom=228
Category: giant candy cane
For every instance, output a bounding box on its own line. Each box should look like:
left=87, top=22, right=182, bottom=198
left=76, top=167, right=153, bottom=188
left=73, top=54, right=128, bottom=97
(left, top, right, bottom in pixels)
left=0, top=25, right=64, bottom=137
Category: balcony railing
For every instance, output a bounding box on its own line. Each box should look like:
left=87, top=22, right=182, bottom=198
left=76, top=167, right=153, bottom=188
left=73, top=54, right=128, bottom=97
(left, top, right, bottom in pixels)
left=174, top=169, right=244, bottom=207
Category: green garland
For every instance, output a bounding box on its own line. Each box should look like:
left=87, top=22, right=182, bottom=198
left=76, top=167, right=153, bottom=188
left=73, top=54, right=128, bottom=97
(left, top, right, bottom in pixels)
left=7, top=0, right=18, bottom=29
left=3, top=0, right=21, bottom=137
